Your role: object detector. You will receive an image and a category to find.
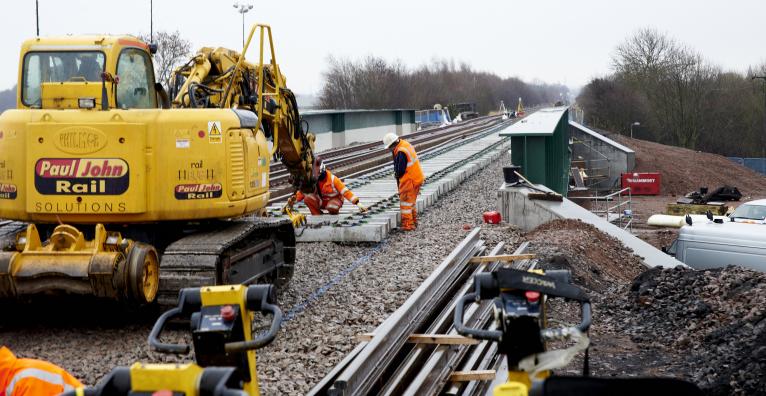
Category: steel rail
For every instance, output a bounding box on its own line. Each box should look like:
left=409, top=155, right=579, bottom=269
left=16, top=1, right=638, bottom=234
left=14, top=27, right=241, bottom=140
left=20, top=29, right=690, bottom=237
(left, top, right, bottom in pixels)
left=268, top=116, right=503, bottom=186
left=267, top=116, right=518, bottom=205
left=311, top=237, right=537, bottom=396
left=267, top=115, right=498, bottom=173
left=322, top=228, right=485, bottom=395
left=383, top=242, right=507, bottom=396
left=400, top=242, right=532, bottom=396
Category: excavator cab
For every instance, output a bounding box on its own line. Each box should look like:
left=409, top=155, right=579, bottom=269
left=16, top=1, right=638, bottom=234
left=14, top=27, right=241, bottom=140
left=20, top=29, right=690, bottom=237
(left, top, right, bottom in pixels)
left=18, top=37, right=160, bottom=111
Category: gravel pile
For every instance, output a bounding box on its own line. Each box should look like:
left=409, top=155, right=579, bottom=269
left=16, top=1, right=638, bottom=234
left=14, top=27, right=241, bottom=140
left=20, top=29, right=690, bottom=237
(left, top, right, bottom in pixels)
left=525, top=219, right=646, bottom=292
left=599, top=266, right=766, bottom=395
left=0, top=151, right=519, bottom=396
left=526, top=219, right=766, bottom=395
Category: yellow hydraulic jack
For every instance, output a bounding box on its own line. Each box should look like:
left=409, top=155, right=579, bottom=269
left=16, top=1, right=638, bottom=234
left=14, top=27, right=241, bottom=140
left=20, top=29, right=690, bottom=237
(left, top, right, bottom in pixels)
left=64, top=284, right=282, bottom=396
left=454, top=268, right=703, bottom=396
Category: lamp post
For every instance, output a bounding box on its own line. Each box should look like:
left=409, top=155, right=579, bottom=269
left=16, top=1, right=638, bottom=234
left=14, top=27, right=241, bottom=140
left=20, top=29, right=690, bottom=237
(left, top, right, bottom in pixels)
left=35, top=0, right=39, bottom=36
left=233, top=2, right=254, bottom=48
left=630, top=121, right=640, bottom=139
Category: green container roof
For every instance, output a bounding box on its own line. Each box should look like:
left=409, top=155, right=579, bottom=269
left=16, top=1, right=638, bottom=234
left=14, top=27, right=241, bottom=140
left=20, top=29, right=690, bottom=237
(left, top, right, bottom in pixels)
left=499, top=106, right=569, bottom=136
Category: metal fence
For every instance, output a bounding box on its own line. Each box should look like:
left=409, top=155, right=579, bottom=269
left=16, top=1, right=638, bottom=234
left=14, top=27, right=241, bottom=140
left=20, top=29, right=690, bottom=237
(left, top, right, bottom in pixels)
left=569, top=187, right=634, bottom=232
left=728, top=157, right=766, bottom=175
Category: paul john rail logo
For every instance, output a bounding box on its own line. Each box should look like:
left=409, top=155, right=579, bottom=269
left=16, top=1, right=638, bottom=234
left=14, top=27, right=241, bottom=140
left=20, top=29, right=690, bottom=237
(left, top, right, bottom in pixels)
left=175, top=183, right=223, bottom=200
left=34, top=158, right=129, bottom=195
left=0, top=183, right=17, bottom=199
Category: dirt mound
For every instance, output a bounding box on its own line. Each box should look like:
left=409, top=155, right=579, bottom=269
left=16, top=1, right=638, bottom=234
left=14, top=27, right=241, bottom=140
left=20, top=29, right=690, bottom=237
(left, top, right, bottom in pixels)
left=601, top=266, right=766, bottom=395
left=611, top=135, right=766, bottom=197
left=527, top=219, right=766, bottom=394
left=524, top=219, right=646, bottom=292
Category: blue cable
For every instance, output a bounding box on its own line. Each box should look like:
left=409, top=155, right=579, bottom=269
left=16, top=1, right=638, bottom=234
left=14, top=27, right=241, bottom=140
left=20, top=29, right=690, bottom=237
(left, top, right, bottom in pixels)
left=284, top=239, right=388, bottom=322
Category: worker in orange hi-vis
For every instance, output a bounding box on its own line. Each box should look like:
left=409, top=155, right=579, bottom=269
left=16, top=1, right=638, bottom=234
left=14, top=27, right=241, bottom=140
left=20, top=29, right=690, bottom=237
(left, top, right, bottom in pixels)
left=382, top=133, right=425, bottom=231
left=0, top=346, right=83, bottom=396
left=287, top=158, right=367, bottom=215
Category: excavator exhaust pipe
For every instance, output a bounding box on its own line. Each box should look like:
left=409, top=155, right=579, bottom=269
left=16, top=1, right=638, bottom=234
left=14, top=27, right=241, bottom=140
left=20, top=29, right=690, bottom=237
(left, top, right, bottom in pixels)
left=0, top=224, right=159, bottom=303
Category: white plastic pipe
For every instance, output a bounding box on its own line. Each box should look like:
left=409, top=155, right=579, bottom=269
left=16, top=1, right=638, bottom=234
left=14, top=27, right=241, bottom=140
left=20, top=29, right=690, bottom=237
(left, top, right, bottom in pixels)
left=647, top=214, right=685, bottom=227
left=647, top=214, right=728, bottom=228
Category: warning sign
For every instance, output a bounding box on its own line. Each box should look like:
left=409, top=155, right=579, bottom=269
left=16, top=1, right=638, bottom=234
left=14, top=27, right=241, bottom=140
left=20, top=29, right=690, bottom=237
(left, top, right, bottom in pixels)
left=208, top=121, right=222, bottom=144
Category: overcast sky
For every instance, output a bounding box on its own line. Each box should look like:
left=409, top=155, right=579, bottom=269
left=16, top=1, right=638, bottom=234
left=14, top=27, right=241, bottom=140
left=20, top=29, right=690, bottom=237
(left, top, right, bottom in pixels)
left=2, top=0, right=765, bottom=94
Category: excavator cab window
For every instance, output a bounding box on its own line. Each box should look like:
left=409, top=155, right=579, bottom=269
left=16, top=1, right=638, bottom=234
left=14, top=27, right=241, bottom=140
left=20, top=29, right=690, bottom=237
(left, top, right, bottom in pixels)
left=116, top=48, right=157, bottom=109
left=22, top=51, right=105, bottom=107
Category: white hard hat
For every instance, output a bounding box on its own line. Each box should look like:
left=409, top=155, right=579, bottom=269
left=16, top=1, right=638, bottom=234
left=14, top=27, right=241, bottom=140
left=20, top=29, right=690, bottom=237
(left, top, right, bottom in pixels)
left=383, top=133, right=399, bottom=149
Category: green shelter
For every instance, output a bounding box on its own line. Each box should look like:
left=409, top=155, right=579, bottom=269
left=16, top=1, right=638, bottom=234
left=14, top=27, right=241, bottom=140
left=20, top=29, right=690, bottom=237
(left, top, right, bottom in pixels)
left=500, top=107, right=571, bottom=195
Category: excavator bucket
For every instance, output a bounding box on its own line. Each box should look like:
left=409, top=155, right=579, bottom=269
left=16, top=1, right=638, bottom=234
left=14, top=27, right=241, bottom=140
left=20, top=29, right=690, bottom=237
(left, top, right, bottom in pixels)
left=0, top=223, right=159, bottom=303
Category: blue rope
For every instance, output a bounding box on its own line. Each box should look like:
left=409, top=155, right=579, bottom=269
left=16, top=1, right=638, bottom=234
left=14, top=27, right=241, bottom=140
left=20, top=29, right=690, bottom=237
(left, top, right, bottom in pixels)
left=284, top=239, right=388, bottom=322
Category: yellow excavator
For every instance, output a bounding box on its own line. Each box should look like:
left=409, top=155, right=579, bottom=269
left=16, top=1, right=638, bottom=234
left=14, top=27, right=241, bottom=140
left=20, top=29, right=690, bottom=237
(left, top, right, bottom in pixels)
left=0, top=24, right=315, bottom=304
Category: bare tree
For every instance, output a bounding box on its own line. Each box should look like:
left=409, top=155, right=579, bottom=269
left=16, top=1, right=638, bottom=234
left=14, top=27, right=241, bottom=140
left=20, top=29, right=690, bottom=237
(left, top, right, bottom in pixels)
left=0, top=85, right=15, bottom=112
left=318, top=56, right=567, bottom=112
left=137, top=31, right=192, bottom=89
left=579, top=28, right=766, bottom=157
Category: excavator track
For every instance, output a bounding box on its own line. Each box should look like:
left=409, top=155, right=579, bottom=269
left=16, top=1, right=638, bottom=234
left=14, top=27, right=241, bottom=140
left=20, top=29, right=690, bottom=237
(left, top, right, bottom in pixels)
left=157, top=217, right=295, bottom=305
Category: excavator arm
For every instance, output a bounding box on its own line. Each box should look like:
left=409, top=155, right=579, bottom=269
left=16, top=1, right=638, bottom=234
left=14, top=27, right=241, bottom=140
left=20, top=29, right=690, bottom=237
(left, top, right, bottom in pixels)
left=169, top=24, right=317, bottom=196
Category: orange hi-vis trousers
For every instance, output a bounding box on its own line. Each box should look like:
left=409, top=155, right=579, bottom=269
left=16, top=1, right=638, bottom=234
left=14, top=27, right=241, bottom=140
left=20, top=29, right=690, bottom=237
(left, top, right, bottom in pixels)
left=399, top=180, right=422, bottom=231
left=302, top=193, right=344, bottom=215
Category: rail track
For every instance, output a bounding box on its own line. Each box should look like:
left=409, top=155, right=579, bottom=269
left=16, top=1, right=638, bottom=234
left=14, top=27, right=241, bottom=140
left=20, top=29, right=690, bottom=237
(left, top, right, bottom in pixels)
left=267, top=115, right=509, bottom=202
left=310, top=229, right=537, bottom=396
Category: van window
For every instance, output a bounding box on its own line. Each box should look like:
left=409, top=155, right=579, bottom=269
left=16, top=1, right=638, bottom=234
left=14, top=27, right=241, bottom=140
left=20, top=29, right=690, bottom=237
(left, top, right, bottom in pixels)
left=116, top=48, right=156, bottom=109
left=665, top=239, right=677, bottom=256
left=730, top=204, right=766, bottom=221
left=22, top=51, right=105, bottom=107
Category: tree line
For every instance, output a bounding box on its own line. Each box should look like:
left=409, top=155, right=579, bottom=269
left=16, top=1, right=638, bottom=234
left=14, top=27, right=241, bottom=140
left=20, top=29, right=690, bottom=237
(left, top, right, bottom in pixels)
left=317, top=56, right=568, bottom=115
left=0, top=87, right=14, bottom=112
left=578, top=28, right=766, bottom=157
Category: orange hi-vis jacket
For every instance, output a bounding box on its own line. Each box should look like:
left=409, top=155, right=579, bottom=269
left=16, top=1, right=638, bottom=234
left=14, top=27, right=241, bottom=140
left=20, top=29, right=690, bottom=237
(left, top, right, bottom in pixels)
left=0, top=347, right=82, bottom=396
left=394, top=139, right=424, bottom=187
left=296, top=170, right=359, bottom=204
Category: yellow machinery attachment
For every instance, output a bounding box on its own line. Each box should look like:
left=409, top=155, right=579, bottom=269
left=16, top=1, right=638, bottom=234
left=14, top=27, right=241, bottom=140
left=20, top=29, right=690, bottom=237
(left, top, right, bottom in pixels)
left=454, top=268, right=591, bottom=395
left=516, top=97, right=526, bottom=117
left=0, top=223, right=158, bottom=303
left=64, top=284, right=282, bottom=396
left=282, top=205, right=307, bottom=228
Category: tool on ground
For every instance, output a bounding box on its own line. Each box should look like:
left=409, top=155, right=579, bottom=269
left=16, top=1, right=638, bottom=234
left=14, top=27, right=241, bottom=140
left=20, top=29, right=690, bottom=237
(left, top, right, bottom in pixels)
left=454, top=267, right=702, bottom=396
left=62, top=284, right=282, bottom=396
left=0, top=24, right=317, bottom=304
left=512, top=171, right=563, bottom=202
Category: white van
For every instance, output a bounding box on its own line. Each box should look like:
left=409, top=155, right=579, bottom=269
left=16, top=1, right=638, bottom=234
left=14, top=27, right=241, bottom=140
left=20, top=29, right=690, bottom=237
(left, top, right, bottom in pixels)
left=667, top=221, right=766, bottom=272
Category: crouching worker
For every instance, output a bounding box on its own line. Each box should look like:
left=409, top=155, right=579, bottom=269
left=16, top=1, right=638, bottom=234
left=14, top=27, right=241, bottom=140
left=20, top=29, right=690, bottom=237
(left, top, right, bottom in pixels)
left=287, top=159, right=367, bottom=215
left=383, top=133, right=424, bottom=231
left=0, top=346, right=83, bottom=396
